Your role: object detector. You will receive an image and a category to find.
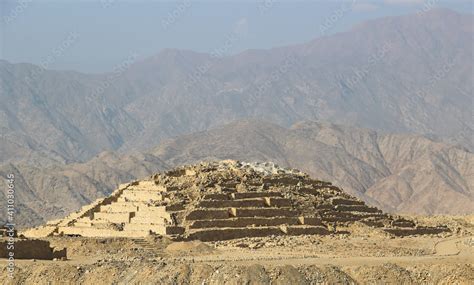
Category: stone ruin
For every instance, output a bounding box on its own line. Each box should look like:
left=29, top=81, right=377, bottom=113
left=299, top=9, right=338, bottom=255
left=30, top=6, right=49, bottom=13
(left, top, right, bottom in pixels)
left=23, top=160, right=449, bottom=241
left=0, top=237, right=66, bottom=260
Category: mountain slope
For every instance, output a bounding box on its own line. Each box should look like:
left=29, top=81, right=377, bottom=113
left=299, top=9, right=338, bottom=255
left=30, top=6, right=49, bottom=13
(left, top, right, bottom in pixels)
left=1, top=9, right=472, bottom=165
left=0, top=61, right=143, bottom=164
left=119, top=8, right=473, bottom=151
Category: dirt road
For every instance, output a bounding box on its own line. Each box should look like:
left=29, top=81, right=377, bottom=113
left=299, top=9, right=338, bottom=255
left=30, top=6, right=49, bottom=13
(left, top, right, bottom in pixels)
left=185, top=236, right=474, bottom=267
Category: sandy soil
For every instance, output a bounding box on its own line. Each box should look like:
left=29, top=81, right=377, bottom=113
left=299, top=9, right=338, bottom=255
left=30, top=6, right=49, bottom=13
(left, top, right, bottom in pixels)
left=1, top=231, right=473, bottom=284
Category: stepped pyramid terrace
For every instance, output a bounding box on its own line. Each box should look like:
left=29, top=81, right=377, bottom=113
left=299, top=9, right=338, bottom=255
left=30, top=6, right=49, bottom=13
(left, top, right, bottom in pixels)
left=24, top=161, right=450, bottom=241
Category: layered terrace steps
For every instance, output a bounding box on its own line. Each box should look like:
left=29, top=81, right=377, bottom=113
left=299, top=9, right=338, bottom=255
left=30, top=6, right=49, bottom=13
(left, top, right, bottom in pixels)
left=333, top=205, right=381, bottom=213
left=185, top=207, right=300, bottom=221
left=330, top=198, right=366, bottom=206
left=118, top=190, right=163, bottom=202
left=229, top=208, right=299, bottom=218
left=101, top=203, right=138, bottom=212
left=93, top=212, right=134, bottom=223
left=196, top=198, right=292, bottom=208
left=186, top=225, right=331, bottom=241
left=188, top=216, right=323, bottom=229
left=186, top=190, right=298, bottom=224
left=184, top=188, right=324, bottom=240
left=28, top=161, right=449, bottom=241
left=182, top=189, right=322, bottom=240
left=58, top=226, right=151, bottom=238
left=58, top=223, right=184, bottom=237
left=202, top=192, right=283, bottom=200
left=58, top=186, right=178, bottom=237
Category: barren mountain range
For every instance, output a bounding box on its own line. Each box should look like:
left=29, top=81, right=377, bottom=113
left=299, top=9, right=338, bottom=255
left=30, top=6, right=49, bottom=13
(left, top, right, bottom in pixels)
left=1, top=8, right=472, bottom=164
left=0, top=9, right=472, bottom=227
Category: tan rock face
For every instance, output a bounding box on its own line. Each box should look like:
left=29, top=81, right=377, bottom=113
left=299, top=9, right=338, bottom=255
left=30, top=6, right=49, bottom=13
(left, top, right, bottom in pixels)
left=23, top=161, right=450, bottom=240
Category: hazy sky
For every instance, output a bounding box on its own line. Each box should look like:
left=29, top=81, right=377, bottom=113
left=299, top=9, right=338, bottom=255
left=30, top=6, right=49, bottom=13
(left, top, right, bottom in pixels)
left=1, top=0, right=472, bottom=73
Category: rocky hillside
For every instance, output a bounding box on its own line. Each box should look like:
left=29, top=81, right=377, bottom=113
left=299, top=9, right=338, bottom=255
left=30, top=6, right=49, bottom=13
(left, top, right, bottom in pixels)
left=0, top=9, right=472, bottom=165
left=3, top=120, right=472, bottom=228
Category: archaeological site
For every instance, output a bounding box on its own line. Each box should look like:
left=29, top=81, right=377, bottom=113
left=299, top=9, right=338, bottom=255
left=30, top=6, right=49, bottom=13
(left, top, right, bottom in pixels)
left=23, top=161, right=450, bottom=241
left=2, top=3, right=474, bottom=283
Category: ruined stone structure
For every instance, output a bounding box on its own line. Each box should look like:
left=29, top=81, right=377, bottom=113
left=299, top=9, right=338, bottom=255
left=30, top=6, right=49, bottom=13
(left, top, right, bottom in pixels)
left=0, top=238, right=66, bottom=260
left=23, top=161, right=449, bottom=241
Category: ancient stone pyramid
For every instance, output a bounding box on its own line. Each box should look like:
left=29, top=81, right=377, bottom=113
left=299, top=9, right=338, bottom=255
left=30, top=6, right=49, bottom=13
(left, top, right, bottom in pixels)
left=25, top=161, right=449, bottom=241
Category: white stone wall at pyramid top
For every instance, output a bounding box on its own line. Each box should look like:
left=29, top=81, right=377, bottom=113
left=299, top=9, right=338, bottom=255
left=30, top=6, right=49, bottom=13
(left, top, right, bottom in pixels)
left=238, top=161, right=303, bottom=176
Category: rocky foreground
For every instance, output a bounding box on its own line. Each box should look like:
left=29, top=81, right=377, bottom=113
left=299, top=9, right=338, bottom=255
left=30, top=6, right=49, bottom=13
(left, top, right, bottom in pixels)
left=1, top=225, right=474, bottom=284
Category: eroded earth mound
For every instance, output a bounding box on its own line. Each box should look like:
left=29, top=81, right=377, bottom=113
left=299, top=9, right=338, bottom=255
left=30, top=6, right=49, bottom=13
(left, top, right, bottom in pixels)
left=24, top=161, right=449, bottom=241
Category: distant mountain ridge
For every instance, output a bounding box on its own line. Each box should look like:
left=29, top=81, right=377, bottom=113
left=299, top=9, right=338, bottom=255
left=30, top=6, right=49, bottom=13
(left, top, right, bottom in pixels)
left=0, top=9, right=472, bottom=165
